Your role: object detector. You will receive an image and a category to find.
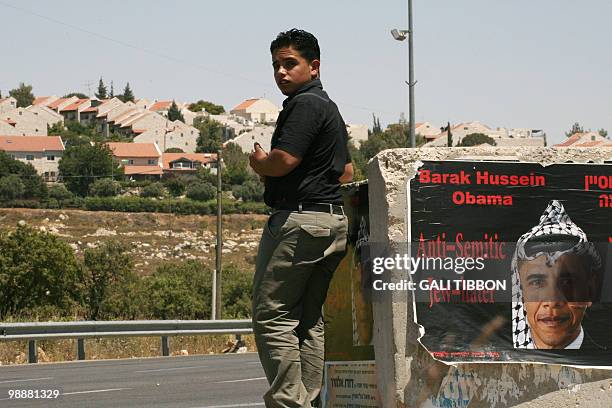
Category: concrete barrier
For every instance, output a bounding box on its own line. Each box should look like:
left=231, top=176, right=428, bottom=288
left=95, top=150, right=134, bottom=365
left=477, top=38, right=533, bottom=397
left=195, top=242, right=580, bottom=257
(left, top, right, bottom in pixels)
left=367, top=146, right=612, bottom=408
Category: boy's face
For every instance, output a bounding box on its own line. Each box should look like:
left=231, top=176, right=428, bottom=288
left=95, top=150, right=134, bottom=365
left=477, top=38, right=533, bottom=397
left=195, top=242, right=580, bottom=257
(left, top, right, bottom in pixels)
left=272, top=46, right=319, bottom=96
left=519, top=254, right=593, bottom=349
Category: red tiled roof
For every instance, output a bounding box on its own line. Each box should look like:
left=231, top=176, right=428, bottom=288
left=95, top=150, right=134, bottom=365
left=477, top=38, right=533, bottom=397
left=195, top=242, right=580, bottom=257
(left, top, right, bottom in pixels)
left=123, top=165, right=163, bottom=175
left=161, top=152, right=217, bottom=170
left=231, top=98, right=258, bottom=111
left=149, top=101, right=172, bottom=111
left=32, top=96, right=51, bottom=105
left=61, top=99, right=89, bottom=112
left=82, top=106, right=98, bottom=113
left=106, top=142, right=160, bottom=158
left=0, top=136, right=64, bottom=152
left=47, top=98, right=70, bottom=109
left=133, top=129, right=146, bottom=134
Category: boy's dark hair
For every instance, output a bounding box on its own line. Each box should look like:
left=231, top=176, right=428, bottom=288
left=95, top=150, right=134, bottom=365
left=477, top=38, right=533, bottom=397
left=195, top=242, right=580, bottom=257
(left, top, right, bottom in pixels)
left=270, top=29, right=320, bottom=62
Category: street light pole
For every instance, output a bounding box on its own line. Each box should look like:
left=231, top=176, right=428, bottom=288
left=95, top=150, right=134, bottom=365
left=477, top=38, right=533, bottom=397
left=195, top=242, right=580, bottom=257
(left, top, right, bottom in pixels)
left=408, top=0, right=415, bottom=148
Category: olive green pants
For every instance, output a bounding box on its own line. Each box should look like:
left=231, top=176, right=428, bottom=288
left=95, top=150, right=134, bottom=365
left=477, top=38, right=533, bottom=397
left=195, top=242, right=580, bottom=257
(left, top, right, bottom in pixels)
left=252, top=210, right=348, bottom=408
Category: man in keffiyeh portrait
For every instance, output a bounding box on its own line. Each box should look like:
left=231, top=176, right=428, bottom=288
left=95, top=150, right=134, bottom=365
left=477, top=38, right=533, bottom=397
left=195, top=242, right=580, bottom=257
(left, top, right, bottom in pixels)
left=511, top=200, right=605, bottom=350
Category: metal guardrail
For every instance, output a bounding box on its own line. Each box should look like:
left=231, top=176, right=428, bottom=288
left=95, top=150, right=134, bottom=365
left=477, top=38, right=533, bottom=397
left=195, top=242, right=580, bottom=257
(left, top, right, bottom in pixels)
left=0, top=320, right=252, bottom=363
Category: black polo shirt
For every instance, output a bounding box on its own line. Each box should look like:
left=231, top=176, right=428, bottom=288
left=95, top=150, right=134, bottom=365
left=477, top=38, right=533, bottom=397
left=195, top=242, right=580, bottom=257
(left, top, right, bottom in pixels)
left=264, top=79, right=351, bottom=207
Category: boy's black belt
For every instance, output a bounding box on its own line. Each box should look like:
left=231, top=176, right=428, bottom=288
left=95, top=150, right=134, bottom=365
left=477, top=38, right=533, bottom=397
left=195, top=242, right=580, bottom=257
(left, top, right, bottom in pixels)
left=273, top=202, right=345, bottom=215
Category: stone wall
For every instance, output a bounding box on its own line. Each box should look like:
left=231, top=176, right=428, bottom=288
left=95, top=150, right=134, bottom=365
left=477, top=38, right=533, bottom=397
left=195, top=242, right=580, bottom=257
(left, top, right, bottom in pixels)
left=367, top=146, right=612, bottom=407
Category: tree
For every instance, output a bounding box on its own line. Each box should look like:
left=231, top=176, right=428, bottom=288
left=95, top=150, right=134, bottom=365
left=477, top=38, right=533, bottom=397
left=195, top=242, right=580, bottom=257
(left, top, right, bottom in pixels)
left=186, top=181, right=216, bottom=201
left=232, top=178, right=264, bottom=202
left=48, top=184, right=74, bottom=202
left=222, top=143, right=249, bottom=186
left=109, top=81, right=115, bottom=98
left=58, top=143, right=118, bottom=196
left=565, top=122, right=584, bottom=138
left=599, top=128, right=608, bottom=138
left=82, top=240, right=134, bottom=320
left=194, top=116, right=223, bottom=152
left=188, top=100, right=225, bottom=114
left=63, top=92, right=88, bottom=99
left=0, top=152, right=47, bottom=199
left=164, top=177, right=186, bottom=197
left=458, top=133, right=497, bottom=147
left=167, top=100, right=185, bottom=123
left=89, top=178, right=122, bottom=197
left=164, top=147, right=184, bottom=153
left=371, top=113, right=382, bottom=135
left=0, top=224, right=82, bottom=318
left=0, top=175, right=25, bottom=201
left=95, top=77, right=107, bottom=99
left=9, top=82, right=34, bottom=108
left=146, top=261, right=212, bottom=319
left=140, top=182, right=166, bottom=198
left=119, top=82, right=134, bottom=102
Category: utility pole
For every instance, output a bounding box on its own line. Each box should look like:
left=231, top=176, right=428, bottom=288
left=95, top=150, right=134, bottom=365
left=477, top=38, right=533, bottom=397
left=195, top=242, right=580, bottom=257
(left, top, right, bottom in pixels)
left=391, top=0, right=416, bottom=148
left=212, top=149, right=223, bottom=320
left=408, top=0, right=416, bottom=148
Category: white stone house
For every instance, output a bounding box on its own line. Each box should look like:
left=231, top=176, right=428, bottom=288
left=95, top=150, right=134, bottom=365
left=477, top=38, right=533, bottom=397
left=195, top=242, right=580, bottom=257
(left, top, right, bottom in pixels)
left=26, top=105, right=64, bottom=128
left=59, top=99, right=91, bottom=122
left=0, top=135, right=64, bottom=181
left=133, top=120, right=200, bottom=153
left=0, top=108, right=49, bottom=135
left=0, top=97, right=17, bottom=113
left=230, top=98, right=279, bottom=124
left=224, top=124, right=275, bottom=153
left=106, top=142, right=163, bottom=178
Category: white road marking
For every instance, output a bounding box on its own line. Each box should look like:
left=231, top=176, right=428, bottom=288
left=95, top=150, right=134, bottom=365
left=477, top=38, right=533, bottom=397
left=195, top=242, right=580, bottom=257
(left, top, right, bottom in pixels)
left=135, top=365, right=204, bottom=373
left=0, top=377, right=53, bottom=384
left=193, top=403, right=265, bottom=408
left=63, top=388, right=132, bottom=396
left=214, top=376, right=267, bottom=384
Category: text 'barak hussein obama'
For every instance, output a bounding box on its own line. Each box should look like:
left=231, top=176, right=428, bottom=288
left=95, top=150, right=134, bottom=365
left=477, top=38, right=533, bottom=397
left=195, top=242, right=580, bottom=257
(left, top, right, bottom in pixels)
left=418, top=169, right=546, bottom=206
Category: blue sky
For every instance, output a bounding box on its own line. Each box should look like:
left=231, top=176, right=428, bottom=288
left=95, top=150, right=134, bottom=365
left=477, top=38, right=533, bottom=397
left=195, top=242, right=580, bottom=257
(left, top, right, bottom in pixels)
left=1, top=0, right=610, bottom=144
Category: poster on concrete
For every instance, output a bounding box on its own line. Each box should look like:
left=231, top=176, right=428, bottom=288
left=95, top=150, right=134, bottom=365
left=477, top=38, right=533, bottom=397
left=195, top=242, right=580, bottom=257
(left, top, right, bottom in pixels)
left=321, top=361, right=380, bottom=408
left=324, top=182, right=374, bottom=362
left=407, top=160, right=612, bottom=366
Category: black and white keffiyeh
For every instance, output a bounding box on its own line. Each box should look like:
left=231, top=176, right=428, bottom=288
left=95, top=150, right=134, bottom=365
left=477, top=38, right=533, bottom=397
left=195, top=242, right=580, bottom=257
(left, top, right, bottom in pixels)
left=511, top=200, right=602, bottom=348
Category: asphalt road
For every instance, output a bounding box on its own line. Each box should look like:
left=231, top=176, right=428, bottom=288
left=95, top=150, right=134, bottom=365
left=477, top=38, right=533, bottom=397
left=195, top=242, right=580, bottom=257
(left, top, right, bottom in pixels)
left=0, top=353, right=268, bottom=407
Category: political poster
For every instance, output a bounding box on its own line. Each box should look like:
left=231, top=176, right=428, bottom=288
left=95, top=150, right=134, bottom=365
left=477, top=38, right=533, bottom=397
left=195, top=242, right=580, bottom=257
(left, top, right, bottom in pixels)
left=325, top=182, right=374, bottom=361
left=403, top=160, right=612, bottom=366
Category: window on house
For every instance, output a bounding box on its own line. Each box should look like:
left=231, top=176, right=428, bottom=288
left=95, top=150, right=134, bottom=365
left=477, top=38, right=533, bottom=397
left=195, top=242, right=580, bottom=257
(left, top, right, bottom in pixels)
left=592, top=135, right=596, bottom=141
left=26, top=154, right=34, bottom=160
left=47, top=155, right=55, bottom=161
left=8, top=154, right=15, bottom=159
left=129, top=159, right=134, bottom=165
left=148, top=159, right=156, bottom=165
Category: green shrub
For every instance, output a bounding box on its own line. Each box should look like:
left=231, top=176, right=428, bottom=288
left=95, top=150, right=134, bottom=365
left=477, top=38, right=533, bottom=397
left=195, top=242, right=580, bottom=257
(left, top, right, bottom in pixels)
left=48, top=184, right=74, bottom=201
left=232, top=179, right=264, bottom=202
left=146, top=261, right=212, bottom=319
left=89, top=178, right=122, bottom=197
left=164, top=177, right=186, bottom=197
left=186, top=182, right=216, bottom=201
left=140, top=182, right=166, bottom=198
left=221, top=265, right=253, bottom=319
left=0, top=174, right=25, bottom=201
left=0, top=225, right=82, bottom=318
